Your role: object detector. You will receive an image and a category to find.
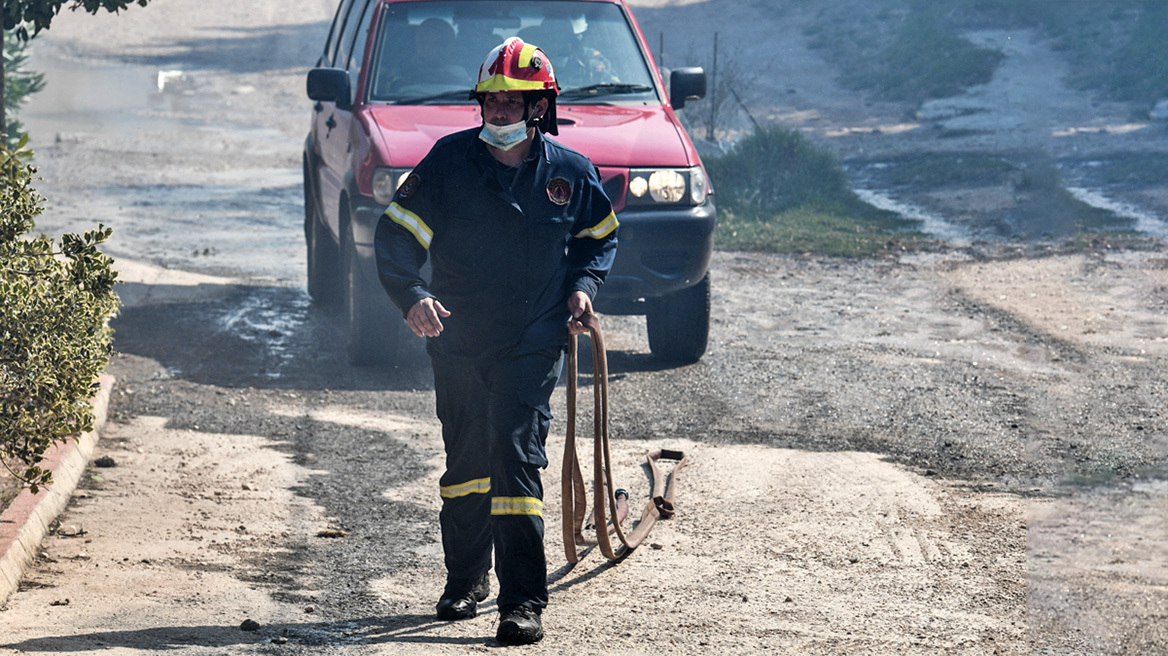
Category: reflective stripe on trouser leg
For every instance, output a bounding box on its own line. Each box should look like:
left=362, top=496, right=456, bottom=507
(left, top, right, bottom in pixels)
left=485, top=349, right=563, bottom=611
left=490, top=463, right=547, bottom=611
left=431, top=349, right=493, bottom=580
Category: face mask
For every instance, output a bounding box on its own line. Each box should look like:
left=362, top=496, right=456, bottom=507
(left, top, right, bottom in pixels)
left=479, top=120, right=530, bottom=151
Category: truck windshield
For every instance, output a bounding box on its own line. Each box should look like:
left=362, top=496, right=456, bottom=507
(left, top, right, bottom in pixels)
left=367, top=0, right=657, bottom=105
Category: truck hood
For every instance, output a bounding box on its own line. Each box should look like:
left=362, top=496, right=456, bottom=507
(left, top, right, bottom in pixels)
left=366, top=103, right=695, bottom=169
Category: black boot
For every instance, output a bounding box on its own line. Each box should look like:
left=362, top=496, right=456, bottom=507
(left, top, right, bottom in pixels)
left=496, top=606, right=543, bottom=645
left=435, top=571, right=490, bottom=621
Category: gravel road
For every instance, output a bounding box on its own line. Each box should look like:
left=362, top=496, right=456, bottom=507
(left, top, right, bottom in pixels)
left=2, top=1, right=1167, bottom=654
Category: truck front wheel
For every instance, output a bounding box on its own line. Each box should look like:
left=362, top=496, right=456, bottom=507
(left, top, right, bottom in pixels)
left=342, top=222, right=403, bottom=366
left=646, top=273, right=710, bottom=364
left=304, top=169, right=340, bottom=307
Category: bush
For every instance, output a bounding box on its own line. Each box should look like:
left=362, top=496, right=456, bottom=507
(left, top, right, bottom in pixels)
left=840, top=9, right=1003, bottom=103
left=705, top=125, right=852, bottom=220
left=0, top=138, right=119, bottom=493
left=804, top=1, right=1003, bottom=104
left=3, top=30, right=46, bottom=147
left=705, top=124, right=924, bottom=256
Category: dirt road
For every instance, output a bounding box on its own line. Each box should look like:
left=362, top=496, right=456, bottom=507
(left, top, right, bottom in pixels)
left=2, top=1, right=1167, bottom=654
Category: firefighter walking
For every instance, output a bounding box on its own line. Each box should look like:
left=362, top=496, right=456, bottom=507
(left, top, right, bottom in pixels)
left=374, top=37, right=617, bottom=645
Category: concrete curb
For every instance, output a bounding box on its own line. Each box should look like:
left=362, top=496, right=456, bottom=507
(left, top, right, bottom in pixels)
left=0, top=373, right=115, bottom=605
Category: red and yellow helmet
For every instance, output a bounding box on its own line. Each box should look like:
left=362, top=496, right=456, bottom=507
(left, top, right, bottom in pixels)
left=474, top=36, right=559, bottom=95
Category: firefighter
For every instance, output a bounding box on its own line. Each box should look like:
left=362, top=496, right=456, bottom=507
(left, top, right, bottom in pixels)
left=373, top=37, right=617, bottom=645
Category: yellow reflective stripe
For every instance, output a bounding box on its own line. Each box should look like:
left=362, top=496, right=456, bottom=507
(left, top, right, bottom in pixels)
left=574, top=210, right=618, bottom=239
left=386, top=202, right=432, bottom=250
left=476, top=74, right=548, bottom=92
left=517, top=43, right=538, bottom=69
left=490, top=496, right=543, bottom=517
left=440, top=477, right=491, bottom=499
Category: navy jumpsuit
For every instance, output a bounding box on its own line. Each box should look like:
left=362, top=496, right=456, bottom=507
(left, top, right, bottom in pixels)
left=373, top=126, right=617, bottom=612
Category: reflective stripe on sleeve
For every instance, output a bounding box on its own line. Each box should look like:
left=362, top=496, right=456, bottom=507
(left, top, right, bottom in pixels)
left=440, top=477, right=491, bottom=499
left=573, top=210, right=618, bottom=240
left=490, top=496, right=543, bottom=517
left=386, top=202, right=433, bottom=250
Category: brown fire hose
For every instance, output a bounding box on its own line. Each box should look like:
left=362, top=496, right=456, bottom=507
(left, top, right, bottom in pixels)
left=561, top=315, right=687, bottom=563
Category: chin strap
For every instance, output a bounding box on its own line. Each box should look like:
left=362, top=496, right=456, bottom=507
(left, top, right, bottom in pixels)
left=561, top=315, right=688, bottom=563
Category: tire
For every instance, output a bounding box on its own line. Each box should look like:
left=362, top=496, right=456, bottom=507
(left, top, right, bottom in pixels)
left=646, top=273, right=710, bottom=364
left=304, top=167, right=341, bottom=306
left=342, top=222, right=404, bottom=366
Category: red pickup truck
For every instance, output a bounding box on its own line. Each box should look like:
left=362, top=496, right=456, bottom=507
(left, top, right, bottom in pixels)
left=304, top=0, right=714, bottom=364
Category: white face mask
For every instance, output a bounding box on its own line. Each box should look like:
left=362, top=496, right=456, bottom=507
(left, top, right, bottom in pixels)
left=479, top=120, right=530, bottom=151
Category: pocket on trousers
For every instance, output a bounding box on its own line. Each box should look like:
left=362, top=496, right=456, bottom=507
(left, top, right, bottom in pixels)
left=514, top=394, right=552, bottom=468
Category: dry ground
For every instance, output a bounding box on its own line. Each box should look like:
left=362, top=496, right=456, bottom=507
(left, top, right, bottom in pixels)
left=2, top=1, right=1167, bottom=654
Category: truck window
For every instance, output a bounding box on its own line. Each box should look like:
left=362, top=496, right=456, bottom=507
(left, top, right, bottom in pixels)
left=366, top=0, right=656, bottom=104
left=346, top=1, right=378, bottom=98
left=334, top=0, right=370, bottom=78
left=324, top=0, right=359, bottom=67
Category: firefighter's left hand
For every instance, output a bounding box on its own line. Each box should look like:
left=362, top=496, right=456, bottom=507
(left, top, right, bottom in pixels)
left=567, top=291, right=597, bottom=335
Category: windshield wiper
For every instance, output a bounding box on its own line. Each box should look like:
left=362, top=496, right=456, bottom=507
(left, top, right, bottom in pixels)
left=558, top=83, right=653, bottom=99
left=394, top=90, right=473, bottom=105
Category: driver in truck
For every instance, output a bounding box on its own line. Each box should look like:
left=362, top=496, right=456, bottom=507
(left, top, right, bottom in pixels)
left=373, top=37, right=618, bottom=646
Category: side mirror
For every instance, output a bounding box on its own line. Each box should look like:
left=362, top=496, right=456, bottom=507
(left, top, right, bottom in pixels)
left=670, top=67, right=706, bottom=110
left=307, top=67, right=353, bottom=111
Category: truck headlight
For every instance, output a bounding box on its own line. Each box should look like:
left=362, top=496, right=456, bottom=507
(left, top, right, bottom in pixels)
left=372, top=168, right=413, bottom=206
left=648, top=170, right=686, bottom=202
left=626, top=167, right=709, bottom=206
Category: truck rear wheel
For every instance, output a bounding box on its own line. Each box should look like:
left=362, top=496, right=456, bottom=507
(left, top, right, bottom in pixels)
left=342, top=222, right=403, bottom=366
left=646, top=273, right=710, bottom=364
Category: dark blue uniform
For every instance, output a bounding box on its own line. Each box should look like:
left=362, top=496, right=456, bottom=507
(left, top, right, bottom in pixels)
left=374, top=126, right=617, bottom=612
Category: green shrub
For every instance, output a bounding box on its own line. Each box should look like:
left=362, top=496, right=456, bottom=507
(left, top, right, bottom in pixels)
left=0, top=138, right=119, bottom=493
left=706, top=125, right=850, bottom=219
left=804, top=0, right=1168, bottom=106
left=804, top=1, right=1002, bottom=104
left=705, top=125, right=924, bottom=256
left=841, top=9, right=1003, bottom=102
left=3, top=29, right=45, bottom=147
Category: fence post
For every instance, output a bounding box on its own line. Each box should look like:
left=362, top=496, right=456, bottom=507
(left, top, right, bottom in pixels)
left=707, top=32, right=718, bottom=142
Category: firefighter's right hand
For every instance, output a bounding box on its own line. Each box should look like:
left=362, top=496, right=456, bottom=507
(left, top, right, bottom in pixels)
left=407, top=298, right=450, bottom=338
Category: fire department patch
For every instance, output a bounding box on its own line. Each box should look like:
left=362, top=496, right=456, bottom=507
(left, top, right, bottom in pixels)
left=546, top=177, right=572, bottom=206
left=397, top=173, right=422, bottom=200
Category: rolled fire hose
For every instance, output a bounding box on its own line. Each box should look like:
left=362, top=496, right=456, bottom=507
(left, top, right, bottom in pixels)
left=561, top=316, right=687, bottom=563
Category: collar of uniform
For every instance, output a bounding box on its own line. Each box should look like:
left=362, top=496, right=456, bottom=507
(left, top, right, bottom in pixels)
left=529, top=130, right=550, bottom=163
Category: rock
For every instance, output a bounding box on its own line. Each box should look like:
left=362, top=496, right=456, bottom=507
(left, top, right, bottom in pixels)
left=56, top=525, right=86, bottom=537
left=94, top=455, right=117, bottom=468
left=271, top=636, right=288, bottom=644
left=240, top=619, right=261, bottom=632
left=305, top=605, right=316, bottom=613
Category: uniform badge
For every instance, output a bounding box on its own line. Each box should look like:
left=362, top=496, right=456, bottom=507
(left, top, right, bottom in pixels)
left=397, top=173, right=422, bottom=200
left=546, top=177, right=572, bottom=206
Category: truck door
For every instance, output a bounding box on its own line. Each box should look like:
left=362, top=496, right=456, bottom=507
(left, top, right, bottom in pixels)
left=317, top=0, right=375, bottom=238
